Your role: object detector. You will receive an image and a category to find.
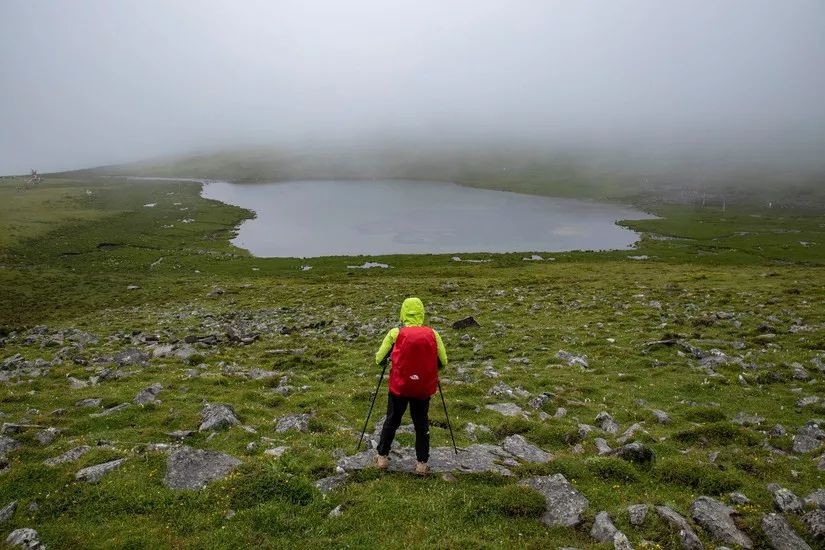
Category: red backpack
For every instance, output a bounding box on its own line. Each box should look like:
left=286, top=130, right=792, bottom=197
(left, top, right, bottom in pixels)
left=389, top=326, right=439, bottom=399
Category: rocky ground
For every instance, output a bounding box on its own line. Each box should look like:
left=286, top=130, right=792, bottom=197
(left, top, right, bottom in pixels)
left=1, top=264, right=824, bottom=548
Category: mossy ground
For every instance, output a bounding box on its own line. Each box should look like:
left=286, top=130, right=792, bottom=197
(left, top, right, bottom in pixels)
left=0, top=175, right=823, bottom=548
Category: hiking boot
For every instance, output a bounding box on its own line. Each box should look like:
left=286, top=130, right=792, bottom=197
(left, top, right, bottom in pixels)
left=375, top=455, right=389, bottom=470
left=415, top=461, right=428, bottom=476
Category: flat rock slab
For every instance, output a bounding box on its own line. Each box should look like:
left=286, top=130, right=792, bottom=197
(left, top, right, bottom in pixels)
left=76, top=458, right=126, bottom=483
left=44, top=445, right=91, bottom=466
left=339, top=444, right=517, bottom=476
left=519, top=474, right=589, bottom=527
left=761, top=513, right=811, bottom=550
left=89, top=403, right=129, bottom=418
left=164, top=446, right=242, bottom=490
left=690, top=496, right=753, bottom=549
left=315, top=473, right=348, bottom=495
left=501, top=434, right=552, bottom=462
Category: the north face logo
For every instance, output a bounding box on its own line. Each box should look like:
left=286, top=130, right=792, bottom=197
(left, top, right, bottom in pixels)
left=409, top=374, right=420, bottom=380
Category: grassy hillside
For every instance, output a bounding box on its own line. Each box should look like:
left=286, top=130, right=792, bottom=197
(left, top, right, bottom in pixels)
left=0, top=174, right=823, bottom=548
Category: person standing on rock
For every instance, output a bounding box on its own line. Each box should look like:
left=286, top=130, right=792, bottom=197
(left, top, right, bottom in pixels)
left=374, top=297, right=448, bottom=476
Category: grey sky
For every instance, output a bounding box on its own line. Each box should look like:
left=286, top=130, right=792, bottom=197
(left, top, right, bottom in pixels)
left=1, top=0, right=824, bottom=175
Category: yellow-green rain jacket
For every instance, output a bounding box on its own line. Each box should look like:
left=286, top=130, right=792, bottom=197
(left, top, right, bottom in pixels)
left=375, top=297, right=448, bottom=369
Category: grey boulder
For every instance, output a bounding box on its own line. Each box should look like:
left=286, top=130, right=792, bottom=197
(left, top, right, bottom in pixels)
left=43, top=445, right=91, bottom=466
left=5, top=528, right=45, bottom=550
left=591, top=511, right=619, bottom=542
left=761, top=513, right=811, bottom=550
left=690, top=496, right=753, bottom=549
left=163, top=446, right=241, bottom=490
left=768, top=484, right=804, bottom=513
left=628, top=503, right=648, bottom=526
left=501, top=434, right=552, bottom=462
left=655, top=505, right=703, bottom=550
left=0, top=500, right=17, bottom=523
left=519, top=474, right=589, bottom=527
left=803, top=509, right=825, bottom=538
left=75, top=458, right=126, bottom=483
left=275, top=413, right=312, bottom=433
left=199, top=403, right=240, bottom=431
left=133, top=383, right=163, bottom=405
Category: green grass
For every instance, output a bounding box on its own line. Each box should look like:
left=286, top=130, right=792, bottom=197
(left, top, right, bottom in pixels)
left=0, top=173, right=822, bottom=548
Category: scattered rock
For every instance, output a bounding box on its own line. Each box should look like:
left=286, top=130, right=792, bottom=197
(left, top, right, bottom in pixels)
left=75, top=398, right=102, bottom=408
left=591, top=511, right=619, bottom=542
left=208, top=288, right=225, bottom=297
left=451, top=316, right=480, bottom=330
left=339, top=444, right=514, bottom=476
left=556, top=350, right=589, bottom=368
left=654, top=505, right=703, bottom=550
left=33, top=427, right=61, bottom=445
left=163, top=446, right=242, bottom=490
left=464, top=422, right=492, bottom=441
left=0, top=500, right=17, bottom=523
left=628, top=503, right=648, bottom=526
left=596, top=412, right=620, bottom=434
left=606, top=442, right=655, bottom=466
left=761, top=512, right=811, bottom=550
left=594, top=438, right=612, bottom=455
left=651, top=409, right=671, bottom=424
left=612, top=531, right=632, bottom=550
left=0, top=436, right=20, bottom=457
left=89, top=403, right=129, bottom=418
left=328, top=504, right=343, bottom=518
left=275, top=413, right=312, bottom=433
left=528, top=392, right=553, bottom=410
left=484, top=403, right=525, bottom=417
left=794, top=434, right=822, bottom=454
left=199, top=403, right=240, bottom=431
left=802, top=509, right=825, bottom=538
left=133, top=383, right=163, bottom=405
left=690, top=496, right=753, bottom=549
left=732, top=412, right=764, bottom=426
left=314, top=474, right=347, bottom=495
left=767, top=484, right=803, bottom=513
left=264, top=446, right=288, bottom=458
left=43, top=445, right=92, bottom=466
left=797, top=396, right=821, bottom=408
left=804, top=489, right=825, bottom=509
left=501, top=435, right=552, bottom=462
left=729, top=492, right=750, bottom=505
left=519, top=474, right=589, bottom=527
left=75, top=458, right=126, bottom=483
left=166, top=430, right=194, bottom=441
left=5, top=528, right=45, bottom=549
left=112, top=348, right=150, bottom=367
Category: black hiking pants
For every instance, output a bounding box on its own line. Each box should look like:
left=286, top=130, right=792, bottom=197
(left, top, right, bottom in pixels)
left=376, top=391, right=431, bottom=462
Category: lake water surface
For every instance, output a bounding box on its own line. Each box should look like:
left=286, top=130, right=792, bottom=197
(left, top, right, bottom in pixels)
left=201, top=180, right=654, bottom=257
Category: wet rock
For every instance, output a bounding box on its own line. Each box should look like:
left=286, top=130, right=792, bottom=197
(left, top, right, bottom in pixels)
left=163, top=446, right=242, bottom=490
left=75, top=398, right=102, bottom=408
left=802, top=509, right=825, bottom=538
left=767, top=484, right=803, bottom=513
left=484, top=403, right=525, bottom=417
left=112, top=348, right=149, bottom=367
left=89, top=403, right=129, bottom=418
left=628, top=503, right=648, bottom=526
left=651, top=409, right=671, bottom=424
left=133, top=383, right=163, bottom=405
left=5, top=528, right=45, bottom=549
left=591, top=511, right=619, bottom=542
left=199, top=403, right=240, bottom=431
left=501, top=434, right=552, bottom=462
left=314, top=473, right=347, bottom=495
left=606, top=442, right=655, bottom=466
left=655, top=505, right=703, bottom=550
left=519, top=474, right=589, bottom=527
left=690, top=496, right=753, bottom=549
left=0, top=500, right=17, bottom=523
left=34, top=427, right=61, bottom=445
left=732, top=412, right=764, bottom=426
left=0, top=436, right=21, bottom=457
left=451, top=316, right=480, bottom=330
left=596, top=412, right=620, bottom=434
left=76, top=458, right=126, bottom=483
left=761, top=513, right=811, bottom=550
left=275, top=413, right=312, bottom=433
left=43, top=445, right=91, bottom=466
left=556, top=350, right=589, bottom=368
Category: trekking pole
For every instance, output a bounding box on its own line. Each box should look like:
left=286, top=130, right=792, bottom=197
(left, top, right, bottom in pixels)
left=356, top=362, right=388, bottom=452
left=438, top=380, right=458, bottom=454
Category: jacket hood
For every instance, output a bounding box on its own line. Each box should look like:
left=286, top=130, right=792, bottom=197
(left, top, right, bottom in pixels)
left=399, top=297, right=425, bottom=327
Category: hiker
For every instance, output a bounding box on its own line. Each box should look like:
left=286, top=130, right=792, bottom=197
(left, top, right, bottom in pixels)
left=374, top=297, right=448, bottom=475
